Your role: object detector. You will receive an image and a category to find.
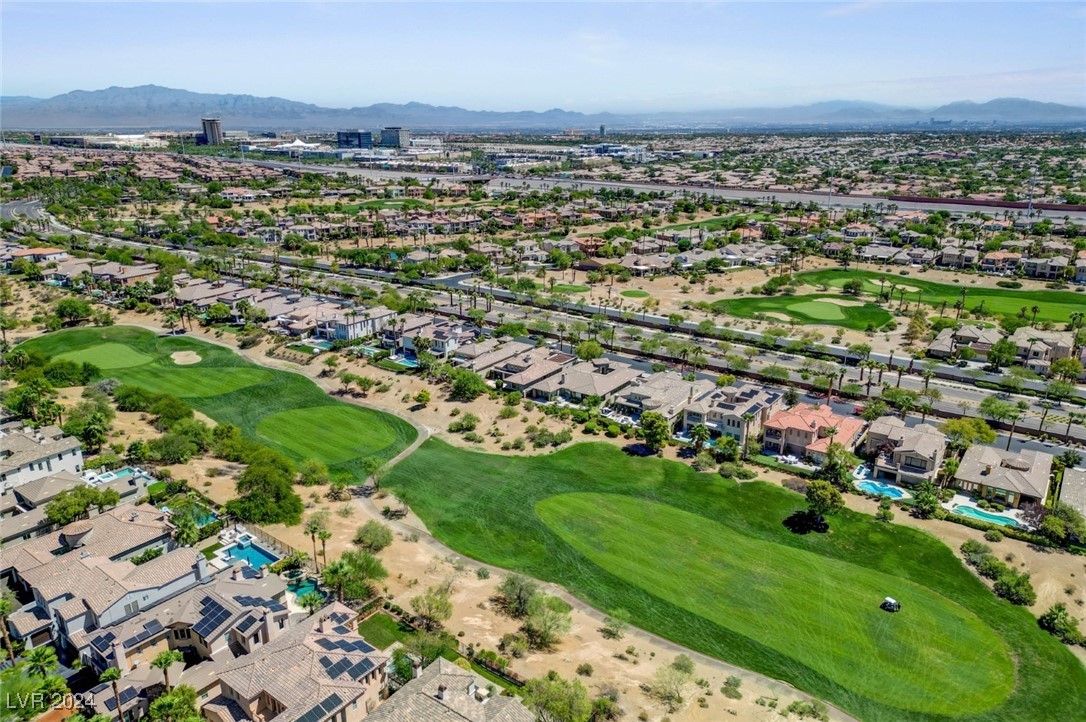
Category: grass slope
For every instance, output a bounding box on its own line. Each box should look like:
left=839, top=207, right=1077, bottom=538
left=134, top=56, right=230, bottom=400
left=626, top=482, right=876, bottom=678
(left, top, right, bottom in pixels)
left=384, top=439, right=1086, bottom=722
left=715, top=294, right=893, bottom=330
left=797, top=269, right=1084, bottom=323
left=21, top=327, right=416, bottom=476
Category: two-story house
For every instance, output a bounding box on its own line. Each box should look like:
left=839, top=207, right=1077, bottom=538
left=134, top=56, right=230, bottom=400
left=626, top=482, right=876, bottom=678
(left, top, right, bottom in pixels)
left=681, top=383, right=783, bottom=446
left=762, top=404, right=865, bottom=464
left=865, top=416, right=947, bottom=485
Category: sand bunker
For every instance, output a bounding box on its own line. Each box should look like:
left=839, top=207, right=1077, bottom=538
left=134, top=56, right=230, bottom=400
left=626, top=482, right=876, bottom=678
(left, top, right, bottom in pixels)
left=820, top=297, right=865, bottom=307
left=170, top=351, right=201, bottom=365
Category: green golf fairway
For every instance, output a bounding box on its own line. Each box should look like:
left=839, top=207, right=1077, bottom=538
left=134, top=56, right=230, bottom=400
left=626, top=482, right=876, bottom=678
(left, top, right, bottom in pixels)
left=538, top=493, right=1013, bottom=716
left=797, top=269, right=1084, bottom=323
left=20, top=327, right=416, bottom=473
left=384, top=439, right=1086, bottom=722
left=716, top=294, right=891, bottom=330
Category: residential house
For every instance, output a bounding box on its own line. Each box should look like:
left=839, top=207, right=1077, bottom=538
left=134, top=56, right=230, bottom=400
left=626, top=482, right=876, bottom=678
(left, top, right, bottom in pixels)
left=1058, top=467, right=1086, bottom=519
left=1009, top=326, right=1074, bottom=375
left=204, top=603, right=389, bottom=722
left=681, top=383, right=783, bottom=445
left=762, top=404, right=865, bottom=464
left=1075, top=259, right=1086, bottom=284
left=453, top=340, right=534, bottom=375
left=1021, top=256, right=1069, bottom=280
left=366, top=657, right=532, bottom=722
left=611, top=372, right=715, bottom=425
left=954, top=446, right=1053, bottom=508
left=0, top=423, right=84, bottom=493
left=82, top=565, right=290, bottom=720
left=939, top=246, right=980, bottom=268
left=980, top=251, right=1021, bottom=273
left=1, top=469, right=151, bottom=547
left=865, top=417, right=947, bottom=485
left=1, top=504, right=179, bottom=651
left=926, top=324, right=1004, bottom=359
left=11, top=247, right=68, bottom=263
left=315, top=305, right=397, bottom=342
left=526, top=358, right=642, bottom=403
left=491, top=348, right=576, bottom=393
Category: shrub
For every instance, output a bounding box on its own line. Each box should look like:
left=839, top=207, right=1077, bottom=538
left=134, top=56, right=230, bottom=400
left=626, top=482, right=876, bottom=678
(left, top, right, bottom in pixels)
left=1038, top=603, right=1085, bottom=645
left=977, top=555, right=1009, bottom=580
left=784, top=700, right=829, bottom=721
left=994, top=570, right=1036, bottom=605
left=984, top=529, right=1004, bottom=543
left=576, top=663, right=594, bottom=677
left=606, top=424, right=621, bottom=438
left=448, top=413, right=480, bottom=433
left=996, top=280, right=1023, bottom=289
left=354, top=520, right=394, bottom=552
left=499, top=406, right=519, bottom=420
left=475, top=567, right=490, bottom=580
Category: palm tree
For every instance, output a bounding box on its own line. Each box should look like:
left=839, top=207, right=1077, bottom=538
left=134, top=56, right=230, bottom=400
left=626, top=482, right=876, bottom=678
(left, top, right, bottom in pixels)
left=299, top=591, right=324, bottom=616
left=318, top=529, right=332, bottom=566
left=151, top=649, right=184, bottom=691
left=25, top=645, right=59, bottom=677
left=305, top=517, right=325, bottom=573
left=741, top=412, right=756, bottom=458
left=321, top=559, right=351, bottom=603
left=100, top=667, right=125, bottom=722
left=689, top=424, right=710, bottom=453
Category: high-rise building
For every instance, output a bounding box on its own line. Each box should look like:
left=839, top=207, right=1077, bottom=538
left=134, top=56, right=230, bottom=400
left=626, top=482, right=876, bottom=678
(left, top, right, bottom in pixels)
left=337, top=130, right=374, bottom=149
left=201, top=117, right=224, bottom=146
left=381, top=127, right=411, bottom=148
left=600, top=124, right=606, bottom=137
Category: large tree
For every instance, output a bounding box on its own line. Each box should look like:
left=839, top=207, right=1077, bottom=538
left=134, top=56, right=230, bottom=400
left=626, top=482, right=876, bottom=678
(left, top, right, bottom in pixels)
left=804, top=480, right=843, bottom=525
left=523, top=671, right=592, bottom=722
left=639, top=411, right=672, bottom=454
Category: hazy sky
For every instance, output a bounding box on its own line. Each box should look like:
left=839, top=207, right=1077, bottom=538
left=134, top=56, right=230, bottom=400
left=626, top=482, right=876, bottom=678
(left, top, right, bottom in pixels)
left=3, top=1, right=1084, bottom=111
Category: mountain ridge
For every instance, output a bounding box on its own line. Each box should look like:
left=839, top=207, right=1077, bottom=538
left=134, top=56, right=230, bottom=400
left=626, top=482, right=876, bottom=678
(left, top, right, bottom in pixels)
left=2, top=85, right=1083, bottom=131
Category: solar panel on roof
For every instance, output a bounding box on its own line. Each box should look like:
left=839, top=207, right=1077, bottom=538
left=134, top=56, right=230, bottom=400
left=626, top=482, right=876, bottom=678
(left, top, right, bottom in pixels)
left=144, top=619, right=164, bottom=634
left=105, top=688, right=138, bottom=710
left=123, top=636, right=141, bottom=649
left=320, top=694, right=344, bottom=714
left=91, top=631, right=116, bottom=652
left=266, top=602, right=286, bottom=612
left=346, top=659, right=374, bottom=679
left=135, top=630, right=150, bottom=642
left=350, top=640, right=375, bottom=653
left=315, top=638, right=335, bottom=651
left=329, top=611, right=351, bottom=623
left=237, top=615, right=258, bottom=632
left=331, top=625, right=350, bottom=634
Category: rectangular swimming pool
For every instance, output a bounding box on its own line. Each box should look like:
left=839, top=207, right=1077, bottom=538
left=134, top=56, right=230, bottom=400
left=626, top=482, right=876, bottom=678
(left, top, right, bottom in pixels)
left=221, top=539, right=281, bottom=568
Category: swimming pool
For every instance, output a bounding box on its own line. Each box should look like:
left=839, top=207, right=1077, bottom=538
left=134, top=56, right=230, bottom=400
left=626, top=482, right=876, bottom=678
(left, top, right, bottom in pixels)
left=288, top=577, right=323, bottom=600
left=160, top=503, right=218, bottom=528
left=852, top=464, right=870, bottom=480
left=952, top=505, right=1021, bottom=528
left=98, top=467, right=136, bottom=482
left=221, top=538, right=281, bottom=568
left=856, top=480, right=906, bottom=499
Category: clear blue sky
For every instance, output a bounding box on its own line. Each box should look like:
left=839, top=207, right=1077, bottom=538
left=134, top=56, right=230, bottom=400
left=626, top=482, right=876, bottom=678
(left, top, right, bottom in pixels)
left=3, top=2, right=1084, bottom=111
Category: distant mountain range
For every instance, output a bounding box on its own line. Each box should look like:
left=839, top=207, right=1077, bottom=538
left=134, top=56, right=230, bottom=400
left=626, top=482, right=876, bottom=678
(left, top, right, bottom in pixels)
left=2, top=85, right=1084, bottom=131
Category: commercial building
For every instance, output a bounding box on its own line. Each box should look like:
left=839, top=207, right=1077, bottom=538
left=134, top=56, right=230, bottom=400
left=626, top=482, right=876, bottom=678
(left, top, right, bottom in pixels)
left=337, top=130, right=374, bottom=149
left=380, top=127, right=411, bottom=148
left=201, top=118, right=224, bottom=146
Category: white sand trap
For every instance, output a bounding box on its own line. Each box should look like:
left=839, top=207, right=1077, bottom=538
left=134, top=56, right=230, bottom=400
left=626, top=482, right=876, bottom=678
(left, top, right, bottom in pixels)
left=171, top=351, right=201, bottom=365
left=762, top=312, right=792, bottom=322
left=821, top=298, right=865, bottom=307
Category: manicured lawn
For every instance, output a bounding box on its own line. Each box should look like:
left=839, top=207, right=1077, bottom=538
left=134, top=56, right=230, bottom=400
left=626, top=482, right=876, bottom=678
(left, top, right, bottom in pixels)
left=257, top=406, right=403, bottom=464
left=659, top=212, right=771, bottom=232
left=620, top=289, right=650, bottom=298
left=384, top=440, right=1086, bottom=722
left=356, top=612, right=414, bottom=649
left=20, top=327, right=417, bottom=478
left=56, top=342, right=153, bottom=369
left=715, top=294, right=893, bottom=330
left=797, top=268, right=1085, bottom=323
left=549, top=283, right=591, bottom=294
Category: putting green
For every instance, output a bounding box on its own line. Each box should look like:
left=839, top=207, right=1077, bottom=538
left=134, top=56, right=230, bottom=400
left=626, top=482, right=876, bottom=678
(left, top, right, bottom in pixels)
left=537, top=492, right=1015, bottom=716
left=55, top=343, right=153, bottom=370
left=550, top=284, right=590, bottom=294
left=256, top=406, right=402, bottom=464
left=620, top=289, right=650, bottom=298
left=787, top=300, right=846, bottom=321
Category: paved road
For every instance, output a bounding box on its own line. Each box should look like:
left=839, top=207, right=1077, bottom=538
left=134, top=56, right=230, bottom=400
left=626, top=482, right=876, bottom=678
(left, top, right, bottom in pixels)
left=245, top=158, right=1086, bottom=220
left=6, top=199, right=1084, bottom=446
